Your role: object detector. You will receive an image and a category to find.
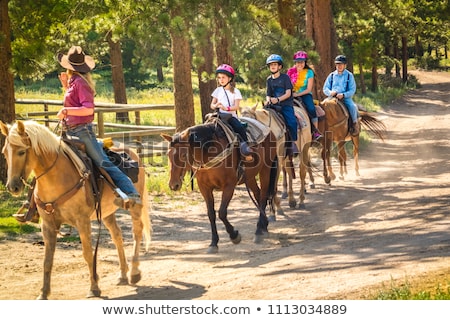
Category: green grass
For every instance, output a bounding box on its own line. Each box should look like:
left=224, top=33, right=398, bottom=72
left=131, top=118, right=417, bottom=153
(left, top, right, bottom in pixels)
left=0, top=184, right=39, bottom=238
left=373, top=277, right=450, bottom=300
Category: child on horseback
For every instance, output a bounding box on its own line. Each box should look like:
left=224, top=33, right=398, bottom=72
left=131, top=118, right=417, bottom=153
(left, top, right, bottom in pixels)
left=210, top=64, right=252, bottom=158
left=56, top=46, right=141, bottom=208
left=287, top=50, right=322, bottom=141
left=323, top=55, right=360, bottom=136
left=264, top=54, right=298, bottom=154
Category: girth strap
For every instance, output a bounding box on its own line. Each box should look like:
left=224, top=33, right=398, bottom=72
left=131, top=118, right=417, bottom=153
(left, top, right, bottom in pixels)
left=34, top=177, right=87, bottom=214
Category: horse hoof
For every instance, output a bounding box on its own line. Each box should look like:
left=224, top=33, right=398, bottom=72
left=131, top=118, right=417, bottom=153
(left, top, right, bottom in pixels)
left=298, top=203, right=306, bottom=210
left=277, top=209, right=285, bottom=216
left=36, top=294, right=48, bottom=300
left=289, top=200, right=296, bottom=209
left=325, top=177, right=331, bottom=184
left=130, top=273, right=141, bottom=285
left=281, top=192, right=288, bottom=199
left=231, top=233, right=242, bottom=245
left=87, top=289, right=101, bottom=298
left=207, top=246, right=219, bottom=254
left=254, top=234, right=266, bottom=244
left=309, top=183, right=315, bottom=189
left=116, top=277, right=129, bottom=285
left=268, top=214, right=276, bottom=222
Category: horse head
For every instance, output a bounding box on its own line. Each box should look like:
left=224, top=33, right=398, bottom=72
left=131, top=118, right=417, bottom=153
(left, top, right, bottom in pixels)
left=0, top=120, right=34, bottom=196
left=161, top=130, right=191, bottom=191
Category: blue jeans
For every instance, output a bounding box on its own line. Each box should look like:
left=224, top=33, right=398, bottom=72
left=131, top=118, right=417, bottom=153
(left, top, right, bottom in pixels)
left=66, top=124, right=138, bottom=195
left=280, top=105, right=298, bottom=141
left=299, top=94, right=317, bottom=122
left=343, top=98, right=359, bottom=123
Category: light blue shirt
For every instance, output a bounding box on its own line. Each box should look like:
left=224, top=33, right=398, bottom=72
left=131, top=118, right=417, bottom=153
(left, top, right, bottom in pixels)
left=323, top=69, right=356, bottom=98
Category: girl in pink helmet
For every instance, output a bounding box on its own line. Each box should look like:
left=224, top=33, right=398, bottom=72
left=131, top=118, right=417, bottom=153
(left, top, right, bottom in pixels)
left=287, top=51, right=322, bottom=140
left=210, top=64, right=252, bottom=159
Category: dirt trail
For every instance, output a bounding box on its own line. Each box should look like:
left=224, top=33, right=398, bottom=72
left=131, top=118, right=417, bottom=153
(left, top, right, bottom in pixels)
left=1, top=70, right=450, bottom=300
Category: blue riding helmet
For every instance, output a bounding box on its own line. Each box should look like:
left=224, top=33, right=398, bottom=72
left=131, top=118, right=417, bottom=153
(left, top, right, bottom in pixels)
left=266, top=54, right=283, bottom=66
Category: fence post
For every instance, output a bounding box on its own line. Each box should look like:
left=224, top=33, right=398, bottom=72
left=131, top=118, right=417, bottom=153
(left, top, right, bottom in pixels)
left=97, top=111, right=104, bottom=137
left=44, top=103, right=49, bottom=127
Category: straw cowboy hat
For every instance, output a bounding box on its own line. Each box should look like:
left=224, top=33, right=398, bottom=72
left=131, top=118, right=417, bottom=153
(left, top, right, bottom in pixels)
left=57, top=46, right=95, bottom=73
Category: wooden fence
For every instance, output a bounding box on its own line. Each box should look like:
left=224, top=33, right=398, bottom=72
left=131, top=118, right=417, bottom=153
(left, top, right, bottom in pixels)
left=15, top=98, right=175, bottom=157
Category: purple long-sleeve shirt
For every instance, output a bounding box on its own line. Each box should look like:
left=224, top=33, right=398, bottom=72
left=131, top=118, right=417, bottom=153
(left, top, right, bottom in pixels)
left=63, top=74, right=95, bottom=126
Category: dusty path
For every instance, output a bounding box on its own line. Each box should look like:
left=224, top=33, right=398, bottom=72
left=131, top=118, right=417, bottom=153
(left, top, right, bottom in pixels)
left=1, top=70, right=450, bottom=300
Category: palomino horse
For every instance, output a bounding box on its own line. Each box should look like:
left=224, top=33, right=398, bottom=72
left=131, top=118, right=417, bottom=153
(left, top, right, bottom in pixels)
left=0, top=120, right=151, bottom=300
left=162, top=118, right=278, bottom=253
left=319, top=98, right=386, bottom=181
left=241, top=104, right=314, bottom=214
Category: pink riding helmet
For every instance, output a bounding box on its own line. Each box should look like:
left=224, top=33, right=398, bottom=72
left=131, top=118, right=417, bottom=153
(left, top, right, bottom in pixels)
left=293, top=51, right=308, bottom=61
left=216, top=64, right=235, bottom=78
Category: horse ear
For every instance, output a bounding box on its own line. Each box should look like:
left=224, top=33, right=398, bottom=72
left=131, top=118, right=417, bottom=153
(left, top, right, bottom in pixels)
left=252, top=103, right=258, bottom=111
left=0, top=121, right=9, bottom=137
left=160, top=133, right=172, bottom=142
left=17, top=120, right=26, bottom=135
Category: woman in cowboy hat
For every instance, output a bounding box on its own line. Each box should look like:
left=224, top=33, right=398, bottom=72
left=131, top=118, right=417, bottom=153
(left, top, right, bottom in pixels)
left=56, top=46, right=141, bottom=207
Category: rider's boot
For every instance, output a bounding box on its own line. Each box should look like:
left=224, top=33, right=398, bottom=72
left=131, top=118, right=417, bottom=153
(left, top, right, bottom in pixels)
left=240, top=141, right=253, bottom=161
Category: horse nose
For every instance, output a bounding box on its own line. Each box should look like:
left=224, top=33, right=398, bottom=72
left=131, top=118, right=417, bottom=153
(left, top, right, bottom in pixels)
left=169, top=183, right=181, bottom=191
left=6, top=178, right=24, bottom=196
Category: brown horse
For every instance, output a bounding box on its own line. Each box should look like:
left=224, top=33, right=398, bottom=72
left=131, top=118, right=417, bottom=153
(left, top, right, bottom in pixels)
left=319, top=98, right=386, bottom=181
left=241, top=104, right=314, bottom=214
left=162, top=118, right=278, bottom=253
left=0, top=120, right=151, bottom=300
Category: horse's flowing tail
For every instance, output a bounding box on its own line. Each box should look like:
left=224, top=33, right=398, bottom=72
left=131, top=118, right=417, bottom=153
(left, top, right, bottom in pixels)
left=360, top=111, right=387, bottom=141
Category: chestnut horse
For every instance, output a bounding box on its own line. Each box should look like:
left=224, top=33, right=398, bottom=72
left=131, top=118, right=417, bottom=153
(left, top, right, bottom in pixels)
left=241, top=104, right=314, bottom=214
left=319, top=98, right=386, bottom=181
left=162, top=118, right=278, bottom=253
left=0, top=120, right=151, bottom=300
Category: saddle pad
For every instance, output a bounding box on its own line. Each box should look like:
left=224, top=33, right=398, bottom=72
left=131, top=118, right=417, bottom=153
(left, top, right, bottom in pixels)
left=240, top=116, right=271, bottom=145
left=61, top=140, right=90, bottom=177
left=293, top=105, right=309, bottom=129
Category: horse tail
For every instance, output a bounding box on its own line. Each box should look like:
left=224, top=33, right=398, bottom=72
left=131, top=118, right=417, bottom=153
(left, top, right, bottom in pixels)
left=360, top=111, right=387, bottom=141
left=141, top=178, right=152, bottom=251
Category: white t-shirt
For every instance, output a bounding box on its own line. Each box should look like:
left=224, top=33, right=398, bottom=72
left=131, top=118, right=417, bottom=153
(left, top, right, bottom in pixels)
left=211, top=86, right=243, bottom=117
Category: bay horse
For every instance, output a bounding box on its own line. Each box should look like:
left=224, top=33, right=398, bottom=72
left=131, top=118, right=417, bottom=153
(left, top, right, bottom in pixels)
left=161, top=118, right=278, bottom=254
left=0, top=120, right=151, bottom=300
left=241, top=104, right=314, bottom=214
left=319, top=98, right=386, bottom=181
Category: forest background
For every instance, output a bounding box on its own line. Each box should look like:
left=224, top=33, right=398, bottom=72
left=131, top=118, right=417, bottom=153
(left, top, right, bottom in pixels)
left=0, top=0, right=449, bottom=183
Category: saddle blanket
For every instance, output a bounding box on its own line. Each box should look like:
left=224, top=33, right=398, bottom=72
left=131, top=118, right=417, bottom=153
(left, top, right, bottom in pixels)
left=240, top=116, right=271, bottom=145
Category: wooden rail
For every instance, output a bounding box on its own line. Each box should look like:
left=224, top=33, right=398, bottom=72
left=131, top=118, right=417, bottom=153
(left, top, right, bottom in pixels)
left=15, top=98, right=175, bottom=157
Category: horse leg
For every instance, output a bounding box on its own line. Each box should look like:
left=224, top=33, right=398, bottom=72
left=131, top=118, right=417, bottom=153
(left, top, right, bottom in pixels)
left=323, top=131, right=334, bottom=183
left=249, top=171, right=270, bottom=244
left=129, top=206, right=145, bottom=284
left=217, top=186, right=241, bottom=245
left=337, top=141, right=347, bottom=180
left=281, top=165, right=288, bottom=199
left=269, top=163, right=283, bottom=221
left=102, top=214, right=130, bottom=285
left=198, top=186, right=220, bottom=254
left=297, top=144, right=310, bottom=209
left=352, top=137, right=360, bottom=176
left=286, top=157, right=296, bottom=209
left=77, top=218, right=101, bottom=298
left=37, top=222, right=57, bottom=300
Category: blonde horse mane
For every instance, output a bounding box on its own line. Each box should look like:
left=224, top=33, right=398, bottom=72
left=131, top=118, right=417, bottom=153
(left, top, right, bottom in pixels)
left=7, top=120, right=60, bottom=156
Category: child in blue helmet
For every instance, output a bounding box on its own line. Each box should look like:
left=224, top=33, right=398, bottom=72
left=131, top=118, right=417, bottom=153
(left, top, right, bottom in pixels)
left=264, top=54, right=298, bottom=154
left=323, top=55, right=360, bottom=136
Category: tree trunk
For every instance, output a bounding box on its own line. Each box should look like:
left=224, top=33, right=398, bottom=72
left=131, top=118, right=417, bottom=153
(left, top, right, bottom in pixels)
left=0, top=0, right=16, bottom=183
left=305, top=0, right=337, bottom=100
left=157, top=66, right=164, bottom=83
left=196, top=28, right=216, bottom=121
left=277, top=0, right=296, bottom=35
left=358, top=62, right=366, bottom=94
left=402, top=36, right=408, bottom=83
left=107, top=33, right=130, bottom=123
left=170, top=9, right=195, bottom=132
left=214, top=5, right=233, bottom=65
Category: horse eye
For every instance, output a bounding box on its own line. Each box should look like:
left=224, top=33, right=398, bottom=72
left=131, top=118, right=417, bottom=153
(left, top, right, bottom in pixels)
left=18, top=150, right=26, bottom=156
